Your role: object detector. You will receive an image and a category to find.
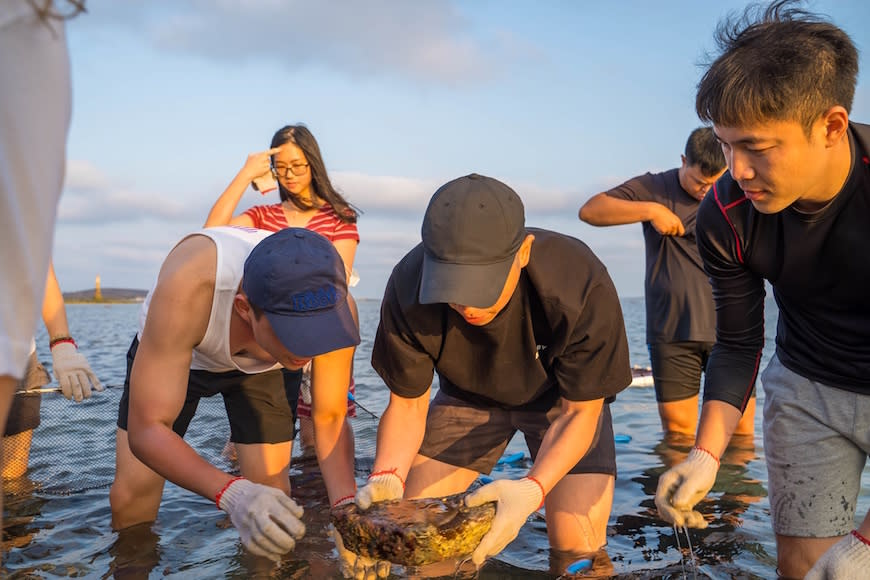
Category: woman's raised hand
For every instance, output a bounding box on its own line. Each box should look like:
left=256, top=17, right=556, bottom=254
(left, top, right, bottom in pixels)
left=239, top=147, right=283, bottom=184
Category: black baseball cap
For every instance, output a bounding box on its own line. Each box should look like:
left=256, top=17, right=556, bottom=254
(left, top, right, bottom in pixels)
left=419, top=174, right=525, bottom=308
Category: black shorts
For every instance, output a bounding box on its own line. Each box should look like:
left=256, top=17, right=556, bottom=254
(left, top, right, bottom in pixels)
left=116, top=337, right=300, bottom=444
left=648, top=341, right=712, bottom=403
left=648, top=341, right=756, bottom=403
left=418, top=390, right=616, bottom=476
left=4, top=352, right=50, bottom=436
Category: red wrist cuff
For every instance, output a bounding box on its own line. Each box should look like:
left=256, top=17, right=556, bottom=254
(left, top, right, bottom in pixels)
left=50, top=336, right=76, bottom=349
left=852, top=529, right=870, bottom=547
left=215, top=476, right=245, bottom=508
left=368, top=468, right=405, bottom=491
left=526, top=475, right=546, bottom=509
left=692, top=446, right=720, bottom=467
left=332, top=494, right=356, bottom=509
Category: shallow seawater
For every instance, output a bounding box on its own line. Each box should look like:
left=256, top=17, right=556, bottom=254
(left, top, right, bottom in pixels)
left=3, top=299, right=869, bottom=578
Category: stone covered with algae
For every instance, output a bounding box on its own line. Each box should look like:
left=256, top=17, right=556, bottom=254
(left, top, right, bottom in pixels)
left=330, top=492, right=496, bottom=567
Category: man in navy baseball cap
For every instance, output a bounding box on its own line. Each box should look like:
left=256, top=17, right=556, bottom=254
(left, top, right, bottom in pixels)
left=243, top=227, right=359, bottom=358
left=111, top=225, right=360, bottom=563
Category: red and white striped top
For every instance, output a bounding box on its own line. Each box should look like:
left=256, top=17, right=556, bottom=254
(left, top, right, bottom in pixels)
left=242, top=203, right=359, bottom=242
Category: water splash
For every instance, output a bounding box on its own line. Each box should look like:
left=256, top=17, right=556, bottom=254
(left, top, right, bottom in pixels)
left=673, top=524, right=699, bottom=580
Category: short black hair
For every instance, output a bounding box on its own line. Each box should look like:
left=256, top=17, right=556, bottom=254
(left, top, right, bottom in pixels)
left=696, top=0, right=858, bottom=134
left=684, top=127, right=726, bottom=177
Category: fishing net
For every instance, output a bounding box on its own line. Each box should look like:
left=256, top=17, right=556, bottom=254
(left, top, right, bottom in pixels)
left=12, top=380, right=381, bottom=496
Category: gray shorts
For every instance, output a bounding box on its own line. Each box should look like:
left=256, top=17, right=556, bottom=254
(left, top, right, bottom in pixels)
left=762, top=354, right=870, bottom=537
left=418, top=390, right=616, bottom=476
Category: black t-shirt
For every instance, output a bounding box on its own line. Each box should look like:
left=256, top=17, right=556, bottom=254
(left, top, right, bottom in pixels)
left=371, top=228, right=632, bottom=411
left=697, top=123, right=870, bottom=410
left=605, top=168, right=715, bottom=344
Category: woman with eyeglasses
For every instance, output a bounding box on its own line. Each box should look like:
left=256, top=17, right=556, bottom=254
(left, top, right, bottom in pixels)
left=205, top=123, right=361, bottom=460
left=206, top=124, right=359, bottom=277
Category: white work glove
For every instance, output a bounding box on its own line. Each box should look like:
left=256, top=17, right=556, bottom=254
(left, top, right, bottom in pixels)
left=465, top=477, right=544, bottom=566
left=50, top=341, right=103, bottom=402
left=328, top=525, right=391, bottom=579
left=805, top=531, right=870, bottom=580
left=217, top=477, right=305, bottom=561
left=354, top=470, right=404, bottom=510
left=654, top=447, right=719, bottom=529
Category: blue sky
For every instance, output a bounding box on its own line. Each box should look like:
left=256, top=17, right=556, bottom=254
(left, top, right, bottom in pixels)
left=55, top=0, right=869, bottom=299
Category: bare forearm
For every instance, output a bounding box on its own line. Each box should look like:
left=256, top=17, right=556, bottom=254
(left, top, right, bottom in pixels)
left=528, top=400, right=602, bottom=491
left=372, top=394, right=428, bottom=480
left=695, top=400, right=743, bottom=457
left=41, top=263, right=70, bottom=339
left=204, top=174, right=250, bottom=227
left=128, top=422, right=234, bottom=500
left=313, top=411, right=356, bottom=504
left=579, top=193, right=659, bottom=226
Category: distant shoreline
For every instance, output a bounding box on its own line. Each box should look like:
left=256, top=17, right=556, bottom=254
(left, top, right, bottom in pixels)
left=61, top=289, right=385, bottom=304
left=63, top=288, right=147, bottom=304
left=64, top=298, right=145, bottom=304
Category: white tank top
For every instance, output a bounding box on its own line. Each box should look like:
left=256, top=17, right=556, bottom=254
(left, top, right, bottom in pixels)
left=138, top=226, right=281, bottom=373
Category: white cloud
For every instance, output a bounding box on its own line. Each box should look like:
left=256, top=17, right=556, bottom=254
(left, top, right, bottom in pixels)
left=333, top=171, right=438, bottom=214
left=334, top=170, right=628, bottom=217
left=82, top=0, right=539, bottom=86
left=59, top=159, right=206, bottom=224
left=55, top=158, right=646, bottom=296
left=65, top=159, right=111, bottom=191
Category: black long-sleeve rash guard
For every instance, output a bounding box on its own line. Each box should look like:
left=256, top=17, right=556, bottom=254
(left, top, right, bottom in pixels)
left=696, top=123, right=870, bottom=411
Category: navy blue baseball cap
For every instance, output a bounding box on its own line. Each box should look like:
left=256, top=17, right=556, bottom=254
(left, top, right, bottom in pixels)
left=242, top=228, right=360, bottom=358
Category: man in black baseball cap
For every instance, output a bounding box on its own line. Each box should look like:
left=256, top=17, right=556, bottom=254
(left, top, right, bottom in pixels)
left=110, top=226, right=360, bottom=563
left=340, top=174, right=632, bottom=576
left=418, top=173, right=526, bottom=308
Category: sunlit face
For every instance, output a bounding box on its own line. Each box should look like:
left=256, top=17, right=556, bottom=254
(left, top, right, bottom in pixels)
left=713, top=117, right=838, bottom=214
left=272, top=143, right=312, bottom=200
left=248, top=309, right=312, bottom=370
left=678, top=157, right=726, bottom=201
left=448, top=235, right=533, bottom=327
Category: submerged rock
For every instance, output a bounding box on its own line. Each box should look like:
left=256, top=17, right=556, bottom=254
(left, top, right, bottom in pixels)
left=330, top=492, right=496, bottom=566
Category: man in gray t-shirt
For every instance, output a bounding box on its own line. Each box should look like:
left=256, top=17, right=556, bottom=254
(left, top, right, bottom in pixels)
left=579, top=127, right=755, bottom=436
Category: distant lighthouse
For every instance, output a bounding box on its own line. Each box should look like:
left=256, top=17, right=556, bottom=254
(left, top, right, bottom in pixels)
left=94, top=274, right=102, bottom=301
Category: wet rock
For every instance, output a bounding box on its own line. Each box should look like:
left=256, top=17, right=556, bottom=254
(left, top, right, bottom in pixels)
left=331, top=492, right=496, bottom=566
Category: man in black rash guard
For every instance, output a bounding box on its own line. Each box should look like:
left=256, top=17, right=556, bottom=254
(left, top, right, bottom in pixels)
left=340, top=173, right=631, bottom=576
left=654, top=2, right=870, bottom=578
left=580, top=127, right=757, bottom=437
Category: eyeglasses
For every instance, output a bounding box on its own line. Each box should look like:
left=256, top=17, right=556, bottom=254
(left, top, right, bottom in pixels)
left=272, top=163, right=310, bottom=178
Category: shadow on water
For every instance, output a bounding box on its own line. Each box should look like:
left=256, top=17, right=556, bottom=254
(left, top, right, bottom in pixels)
left=2, top=300, right=869, bottom=578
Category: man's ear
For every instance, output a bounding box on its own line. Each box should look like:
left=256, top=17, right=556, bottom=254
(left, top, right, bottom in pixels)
left=820, top=105, right=849, bottom=147
left=518, top=234, right=535, bottom=268
left=233, top=293, right=253, bottom=322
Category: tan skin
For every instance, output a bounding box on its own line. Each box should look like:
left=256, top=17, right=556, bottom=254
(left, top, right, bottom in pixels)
left=694, top=107, right=858, bottom=578
left=371, top=235, right=614, bottom=555
left=579, top=159, right=756, bottom=437
left=109, top=234, right=356, bottom=528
